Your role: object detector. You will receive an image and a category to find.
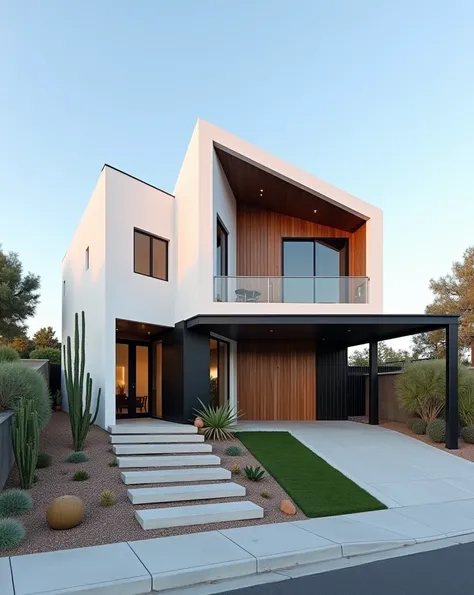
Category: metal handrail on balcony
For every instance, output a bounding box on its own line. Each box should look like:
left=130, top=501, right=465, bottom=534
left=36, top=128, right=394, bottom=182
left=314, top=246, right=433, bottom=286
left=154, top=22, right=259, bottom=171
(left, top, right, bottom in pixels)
left=214, top=276, right=369, bottom=304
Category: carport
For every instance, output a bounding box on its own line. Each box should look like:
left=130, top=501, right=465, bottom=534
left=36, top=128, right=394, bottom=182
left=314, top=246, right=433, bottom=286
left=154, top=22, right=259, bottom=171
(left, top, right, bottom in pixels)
left=186, top=314, right=460, bottom=449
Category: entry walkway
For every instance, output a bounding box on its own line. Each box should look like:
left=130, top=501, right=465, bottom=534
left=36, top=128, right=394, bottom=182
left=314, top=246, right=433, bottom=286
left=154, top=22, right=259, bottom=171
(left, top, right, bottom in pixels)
left=236, top=421, right=474, bottom=507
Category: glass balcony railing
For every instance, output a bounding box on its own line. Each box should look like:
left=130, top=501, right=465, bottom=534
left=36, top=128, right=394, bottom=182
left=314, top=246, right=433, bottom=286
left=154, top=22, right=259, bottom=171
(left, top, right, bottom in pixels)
left=214, top=276, right=369, bottom=304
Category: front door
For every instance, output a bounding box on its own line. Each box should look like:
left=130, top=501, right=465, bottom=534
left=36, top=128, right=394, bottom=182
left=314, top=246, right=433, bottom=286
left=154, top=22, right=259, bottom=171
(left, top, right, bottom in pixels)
left=115, top=341, right=151, bottom=418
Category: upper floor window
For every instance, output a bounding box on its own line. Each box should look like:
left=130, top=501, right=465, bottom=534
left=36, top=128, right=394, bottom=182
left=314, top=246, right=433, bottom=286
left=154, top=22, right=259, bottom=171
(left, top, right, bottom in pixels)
left=134, top=229, right=168, bottom=281
left=216, top=217, right=228, bottom=276
left=85, top=246, right=90, bottom=270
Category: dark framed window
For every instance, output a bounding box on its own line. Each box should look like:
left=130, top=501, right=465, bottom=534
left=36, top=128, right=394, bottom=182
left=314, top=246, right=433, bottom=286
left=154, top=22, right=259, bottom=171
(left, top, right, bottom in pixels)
left=210, top=336, right=230, bottom=408
left=134, top=229, right=169, bottom=281
left=216, top=217, right=228, bottom=276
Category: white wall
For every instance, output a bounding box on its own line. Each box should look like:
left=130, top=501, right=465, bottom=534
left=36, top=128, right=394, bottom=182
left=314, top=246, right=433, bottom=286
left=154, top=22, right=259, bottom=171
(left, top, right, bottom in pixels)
left=103, top=166, right=176, bottom=427
left=61, top=171, right=107, bottom=428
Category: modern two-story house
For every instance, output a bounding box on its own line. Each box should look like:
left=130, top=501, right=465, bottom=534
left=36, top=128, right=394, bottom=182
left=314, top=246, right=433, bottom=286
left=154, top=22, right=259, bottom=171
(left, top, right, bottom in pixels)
left=62, top=120, right=460, bottom=447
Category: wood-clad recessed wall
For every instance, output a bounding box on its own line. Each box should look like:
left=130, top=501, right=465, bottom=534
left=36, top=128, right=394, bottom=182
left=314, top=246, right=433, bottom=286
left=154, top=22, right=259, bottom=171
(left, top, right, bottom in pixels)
left=237, top=341, right=316, bottom=420
left=236, top=205, right=366, bottom=277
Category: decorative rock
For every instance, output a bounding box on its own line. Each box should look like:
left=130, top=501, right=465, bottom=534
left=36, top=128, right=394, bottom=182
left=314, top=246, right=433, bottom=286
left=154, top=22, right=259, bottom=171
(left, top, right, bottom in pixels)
left=47, top=495, right=84, bottom=530
left=280, top=499, right=296, bottom=515
left=194, top=416, right=204, bottom=429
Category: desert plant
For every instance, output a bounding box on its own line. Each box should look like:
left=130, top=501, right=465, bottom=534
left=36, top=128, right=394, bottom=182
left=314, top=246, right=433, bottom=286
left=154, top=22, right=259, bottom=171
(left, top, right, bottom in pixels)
left=52, top=390, right=62, bottom=411
left=100, top=490, right=116, bottom=506
left=260, top=490, right=272, bottom=499
left=29, top=347, right=61, bottom=364
left=193, top=399, right=241, bottom=440
left=0, top=362, right=51, bottom=428
left=396, top=360, right=446, bottom=422
left=411, top=419, right=427, bottom=435
left=461, top=426, right=474, bottom=444
left=0, top=346, right=20, bottom=363
left=36, top=451, right=52, bottom=469
left=407, top=417, right=420, bottom=430
left=12, top=398, right=40, bottom=489
left=108, top=459, right=118, bottom=467
left=63, top=311, right=101, bottom=451
left=0, top=489, right=32, bottom=517
left=231, top=463, right=241, bottom=474
left=426, top=419, right=446, bottom=443
left=0, top=518, right=25, bottom=551
left=459, top=373, right=474, bottom=427
left=67, top=451, right=88, bottom=463
left=73, top=470, right=89, bottom=481
left=224, top=445, right=243, bottom=456
left=243, top=465, right=265, bottom=481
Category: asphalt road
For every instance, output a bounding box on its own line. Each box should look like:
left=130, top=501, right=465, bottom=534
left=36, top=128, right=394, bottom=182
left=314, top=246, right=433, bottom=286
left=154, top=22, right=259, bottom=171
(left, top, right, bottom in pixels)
left=221, top=542, right=474, bottom=595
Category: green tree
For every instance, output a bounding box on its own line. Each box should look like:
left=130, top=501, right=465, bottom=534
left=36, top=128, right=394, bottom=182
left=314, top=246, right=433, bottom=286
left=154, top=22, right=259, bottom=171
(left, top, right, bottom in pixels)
left=0, top=246, right=40, bottom=340
left=33, top=326, right=60, bottom=349
left=9, top=335, right=35, bottom=358
left=412, top=246, right=474, bottom=360
left=349, top=341, right=412, bottom=366
left=29, top=347, right=61, bottom=363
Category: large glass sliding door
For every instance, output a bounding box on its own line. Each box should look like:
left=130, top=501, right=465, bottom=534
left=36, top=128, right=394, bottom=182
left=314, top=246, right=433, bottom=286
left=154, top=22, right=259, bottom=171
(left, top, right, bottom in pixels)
left=282, top=239, right=348, bottom=303
left=210, top=337, right=230, bottom=407
left=115, top=341, right=150, bottom=418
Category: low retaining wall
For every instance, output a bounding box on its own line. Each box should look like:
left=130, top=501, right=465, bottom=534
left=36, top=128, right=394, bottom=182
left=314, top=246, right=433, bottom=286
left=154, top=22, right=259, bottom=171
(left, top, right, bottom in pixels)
left=0, top=411, right=14, bottom=489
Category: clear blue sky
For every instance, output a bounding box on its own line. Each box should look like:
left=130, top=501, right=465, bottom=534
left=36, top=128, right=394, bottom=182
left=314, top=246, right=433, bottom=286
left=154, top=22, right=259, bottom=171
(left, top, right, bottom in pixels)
left=1, top=1, right=473, bottom=345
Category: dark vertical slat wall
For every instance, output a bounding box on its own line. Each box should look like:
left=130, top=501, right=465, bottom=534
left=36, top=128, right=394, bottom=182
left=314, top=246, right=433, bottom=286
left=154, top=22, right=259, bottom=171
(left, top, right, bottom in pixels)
left=316, top=347, right=348, bottom=420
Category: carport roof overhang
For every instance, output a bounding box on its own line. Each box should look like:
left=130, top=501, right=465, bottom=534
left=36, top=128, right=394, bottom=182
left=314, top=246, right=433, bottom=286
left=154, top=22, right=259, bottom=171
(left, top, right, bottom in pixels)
left=185, top=314, right=460, bottom=347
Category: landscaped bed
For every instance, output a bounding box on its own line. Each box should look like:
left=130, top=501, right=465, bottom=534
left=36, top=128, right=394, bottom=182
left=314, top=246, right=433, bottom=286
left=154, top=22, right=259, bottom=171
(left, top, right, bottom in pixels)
left=237, top=431, right=386, bottom=517
left=2, top=412, right=307, bottom=557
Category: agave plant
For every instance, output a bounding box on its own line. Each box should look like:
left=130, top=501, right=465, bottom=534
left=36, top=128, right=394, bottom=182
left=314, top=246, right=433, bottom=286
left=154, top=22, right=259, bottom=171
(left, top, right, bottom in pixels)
left=193, top=400, right=242, bottom=440
left=243, top=465, right=265, bottom=481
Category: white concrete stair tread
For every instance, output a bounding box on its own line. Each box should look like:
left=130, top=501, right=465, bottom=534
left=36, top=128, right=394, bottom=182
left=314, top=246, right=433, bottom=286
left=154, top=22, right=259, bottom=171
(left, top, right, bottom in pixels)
left=135, top=501, right=264, bottom=530
left=9, top=542, right=151, bottom=595
left=128, top=531, right=256, bottom=592
left=108, top=423, right=197, bottom=434
left=110, top=433, right=204, bottom=444
left=121, top=467, right=231, bottom=485
left=128, top=482, right=245, bottom=504
left=113, top=443, right=212, bottom=455
left=220, top=522, right=342, bottom=572
left=117, top=454, right=221, bottom=468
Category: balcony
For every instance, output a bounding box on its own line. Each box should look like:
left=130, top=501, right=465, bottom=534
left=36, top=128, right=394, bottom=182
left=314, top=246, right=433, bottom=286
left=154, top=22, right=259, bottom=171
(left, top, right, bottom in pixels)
left=214, top=276, right=369, bottom=304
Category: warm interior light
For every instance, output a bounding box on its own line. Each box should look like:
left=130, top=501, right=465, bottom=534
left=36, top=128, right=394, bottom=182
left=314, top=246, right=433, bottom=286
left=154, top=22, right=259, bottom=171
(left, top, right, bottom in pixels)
left=116, top=366, right=125, bottom=385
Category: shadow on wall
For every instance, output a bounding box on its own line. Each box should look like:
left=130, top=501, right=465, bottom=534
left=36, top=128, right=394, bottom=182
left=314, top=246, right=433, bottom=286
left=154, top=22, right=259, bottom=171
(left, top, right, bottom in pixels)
left=0, top=412, right=14, bottom=489
left=364, top=372, right=408, bottom=423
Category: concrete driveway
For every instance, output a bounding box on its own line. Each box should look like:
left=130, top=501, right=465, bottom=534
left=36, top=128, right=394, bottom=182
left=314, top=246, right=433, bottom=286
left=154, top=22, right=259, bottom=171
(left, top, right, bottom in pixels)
left=235, top=421, right=474, bottom=508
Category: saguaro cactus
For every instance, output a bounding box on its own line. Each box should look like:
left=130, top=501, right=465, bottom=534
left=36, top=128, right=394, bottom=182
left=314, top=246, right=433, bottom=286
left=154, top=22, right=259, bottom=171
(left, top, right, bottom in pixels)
left=12, top=398, right=40, bottom=489
left=63, top=311, right=101, bottom=451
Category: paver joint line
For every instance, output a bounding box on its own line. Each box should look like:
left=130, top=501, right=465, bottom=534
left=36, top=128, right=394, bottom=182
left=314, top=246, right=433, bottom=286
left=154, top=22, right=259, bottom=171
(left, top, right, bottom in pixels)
left=125, top=541, right=154, bottom=584
left=216, top=529, right=259, bottom=563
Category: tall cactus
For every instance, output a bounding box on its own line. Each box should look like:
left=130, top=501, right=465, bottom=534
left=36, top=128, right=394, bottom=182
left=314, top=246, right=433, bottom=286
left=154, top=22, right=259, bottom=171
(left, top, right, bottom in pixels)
left=12, top=398, right=39, bottom=489
left=63, top=311, right=101, bottom=451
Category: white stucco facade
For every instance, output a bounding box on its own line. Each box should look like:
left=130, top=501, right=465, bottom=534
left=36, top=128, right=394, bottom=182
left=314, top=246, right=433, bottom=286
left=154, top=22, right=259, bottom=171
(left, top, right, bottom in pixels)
left=63, top=120, right=384, bottom=429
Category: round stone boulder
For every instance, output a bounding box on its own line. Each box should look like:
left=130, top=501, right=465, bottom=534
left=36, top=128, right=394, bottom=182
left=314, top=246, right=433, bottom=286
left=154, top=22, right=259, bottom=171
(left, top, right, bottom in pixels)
left=280, top=499, right=297, bottom=515
left=194, top=416, right=204, bottom=429
left=47, top=495, right=84, bottom=530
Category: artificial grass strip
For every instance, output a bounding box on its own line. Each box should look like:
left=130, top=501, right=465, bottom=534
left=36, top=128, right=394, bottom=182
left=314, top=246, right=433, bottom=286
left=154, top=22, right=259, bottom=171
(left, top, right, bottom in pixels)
left=237, top=431, right=386, bottom=518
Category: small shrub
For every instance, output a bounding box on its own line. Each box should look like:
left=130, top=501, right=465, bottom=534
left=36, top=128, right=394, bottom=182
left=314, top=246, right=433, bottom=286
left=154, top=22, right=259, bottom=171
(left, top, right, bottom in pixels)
left=231, top=463, right=241, bottom=475
left=193, top=400, right=242, bottom=440
left=459, top=377, right=474, bottom=427
left=407, top=418, right=420, bottom=430
left=108, top=459, right=118, bottom=467
left=260, top=490, right=272, bottom=499
left=224, top=445, right=243, bottom=456
left=36, top=452, right=52, bottom=469
left=243, top=465, right=265, bottom=481
left=0, top=362, right=51, bottom=428
left=67, top=451, right=88, bottom=463
left=0, top=489, right=32, bottom=517
left=411, top=419, right=427, bottom=435
left=100, top=491, right=116, bottom=506
left=0, top=346, right=20, bottom=363
left=73, top=470, right=89, bottom=481
left=461, top=426, right=474, bottom=444
left=0, top=518, right=25, bottom=551
left=29, top=347, right=61, bottom=364
left=426, top=419, right=446, bottom=443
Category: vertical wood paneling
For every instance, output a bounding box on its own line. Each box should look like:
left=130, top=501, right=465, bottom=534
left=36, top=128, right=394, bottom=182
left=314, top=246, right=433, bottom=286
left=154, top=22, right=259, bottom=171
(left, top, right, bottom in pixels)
left=237, top=206, right=366, bottom=277
left=237, top=341, right=316, bottom=420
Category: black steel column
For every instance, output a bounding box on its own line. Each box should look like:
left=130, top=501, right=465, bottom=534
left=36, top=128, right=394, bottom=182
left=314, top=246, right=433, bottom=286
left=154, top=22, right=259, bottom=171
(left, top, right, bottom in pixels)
left=368, top=340, right=379, bottom=425
left=446, top=323, right=459, bottom=449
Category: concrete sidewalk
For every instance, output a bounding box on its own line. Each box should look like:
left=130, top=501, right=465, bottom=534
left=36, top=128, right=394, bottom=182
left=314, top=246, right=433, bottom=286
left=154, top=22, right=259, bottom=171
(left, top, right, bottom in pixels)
left=5, top=497, right=474, bottom=595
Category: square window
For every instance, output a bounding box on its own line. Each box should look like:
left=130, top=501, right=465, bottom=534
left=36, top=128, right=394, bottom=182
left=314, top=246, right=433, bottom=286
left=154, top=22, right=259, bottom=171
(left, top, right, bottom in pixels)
left=134, top=229, right=168, bottom=281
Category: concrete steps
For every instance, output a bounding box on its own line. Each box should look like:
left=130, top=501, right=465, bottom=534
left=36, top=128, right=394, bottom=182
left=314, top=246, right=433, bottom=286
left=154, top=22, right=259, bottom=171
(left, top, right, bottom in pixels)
left=135, top=501, right=264, bottom=530
left=108, top=424, right=197, bottom=435
left=121, top=467, right=232, bottom=485
left=113, top=443, right=212, bottom=456
left=110, top=434, right=204, bottom=444
left=128, top=482, right=245, bottom=504
left=117, top=454, right=221, bottom=469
